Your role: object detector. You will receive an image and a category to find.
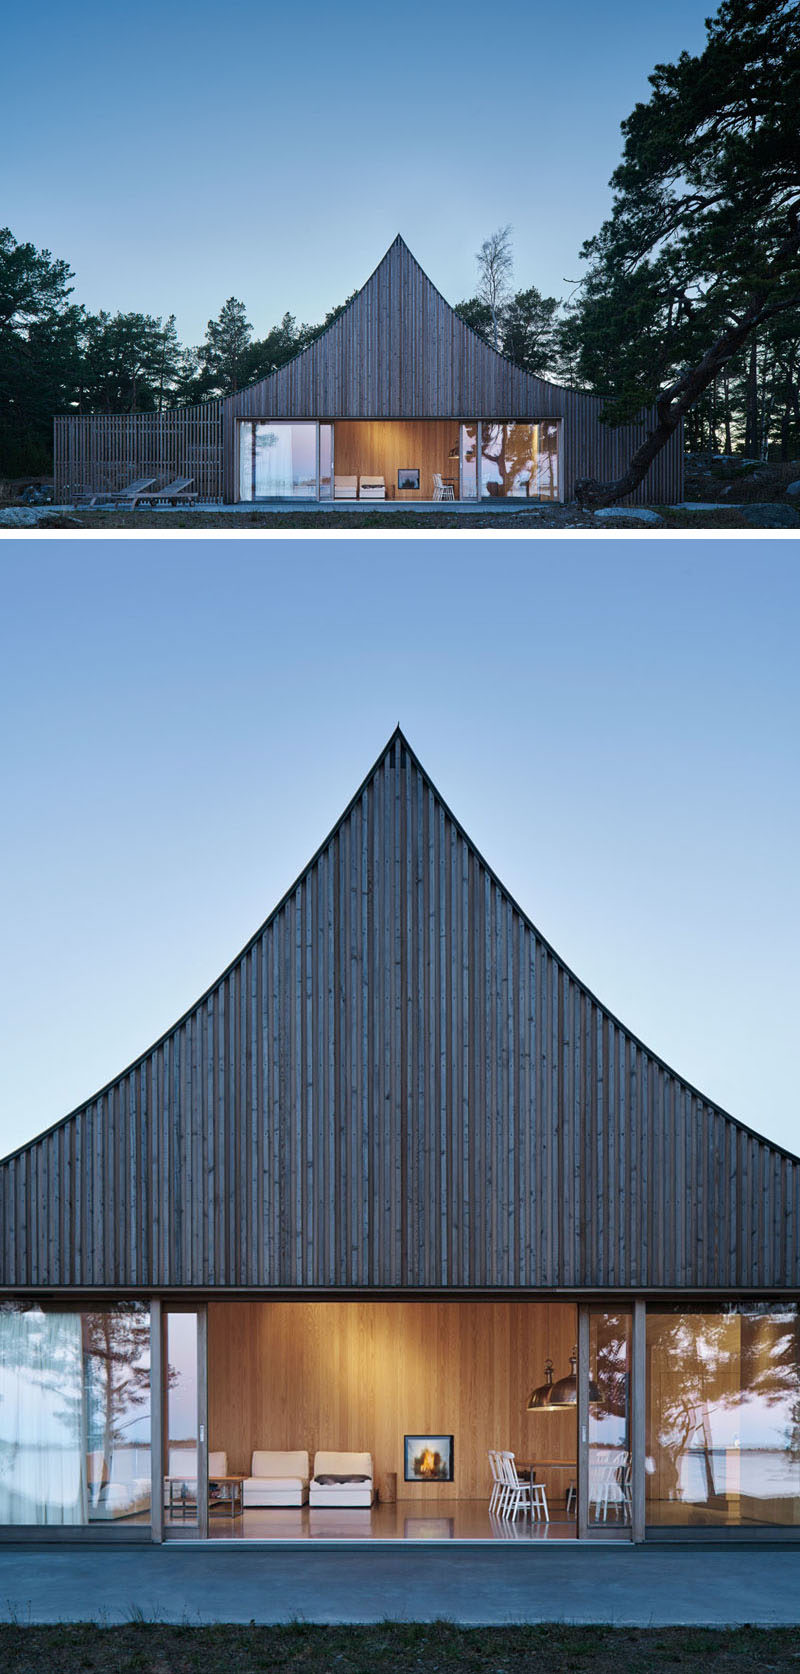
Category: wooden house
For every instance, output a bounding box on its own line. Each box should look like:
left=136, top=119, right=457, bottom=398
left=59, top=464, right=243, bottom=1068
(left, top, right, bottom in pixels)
left=54, top=239, right=684, bottom=507
left=2, top=729, right=794, bottom=1545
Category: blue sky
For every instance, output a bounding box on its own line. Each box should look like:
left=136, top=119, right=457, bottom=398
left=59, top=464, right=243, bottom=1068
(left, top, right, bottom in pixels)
left=1, top=0, right=712, bottom=345
left=0, top=539, right=797, bottom=1161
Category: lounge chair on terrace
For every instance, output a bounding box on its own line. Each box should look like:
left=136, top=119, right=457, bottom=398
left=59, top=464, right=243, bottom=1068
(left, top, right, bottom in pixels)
left=359, top=477, right=385, bottom=500
left=131, top=477, right=198, bottom=507
left=74, top=477, right=157, bottom=508
left=334, top=476, right=358, bottom=499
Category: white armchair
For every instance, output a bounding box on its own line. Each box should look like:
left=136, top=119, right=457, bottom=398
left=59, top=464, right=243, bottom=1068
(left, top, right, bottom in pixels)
left=243, top=1449, right=310, bottom=1508
left=309, top=1450, right=374, bottom=1507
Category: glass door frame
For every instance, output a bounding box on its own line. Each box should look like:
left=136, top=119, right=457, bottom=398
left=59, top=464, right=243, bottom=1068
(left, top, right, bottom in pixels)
left=577, top=1300, right=645, bottom=1542
left=153, top=1302, right=208, bottom=1543
left=237, top=420, right=327, bottom=502
left=459, top=420, right=563, bottom=504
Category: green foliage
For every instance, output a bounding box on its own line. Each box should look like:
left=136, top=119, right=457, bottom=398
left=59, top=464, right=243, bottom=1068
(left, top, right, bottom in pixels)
left=454, top=296, right=494, bottom=341
left=78, top=311, right=187, bottom=413
left=503, top=287, right=561, bottom=378
left=569, top=0, right=800, bottom=427
left=0, top=227, right=83, bottom=474
left=455, top=286, right=562, bottom=379
left=196, top=296, right=252, bottom=396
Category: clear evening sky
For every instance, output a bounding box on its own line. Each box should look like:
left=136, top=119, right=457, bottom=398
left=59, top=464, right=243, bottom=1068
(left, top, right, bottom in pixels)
left=0, top=541, right=797, bottom=1161
left=2, top=0, right=712, bottom=345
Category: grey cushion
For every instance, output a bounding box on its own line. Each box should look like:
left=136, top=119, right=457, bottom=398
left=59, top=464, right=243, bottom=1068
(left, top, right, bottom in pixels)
left=314, top=1473, right=370, bottom=1485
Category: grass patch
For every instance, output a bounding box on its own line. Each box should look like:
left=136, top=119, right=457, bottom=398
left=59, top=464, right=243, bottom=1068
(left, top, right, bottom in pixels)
left=1, top=1622, right=800, bottom=1672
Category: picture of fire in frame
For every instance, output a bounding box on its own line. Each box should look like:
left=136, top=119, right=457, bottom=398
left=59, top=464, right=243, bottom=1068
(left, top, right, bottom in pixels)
left=404, top=1435, right=454, bottom=1482
left=397, top=468, right=420, bottom=491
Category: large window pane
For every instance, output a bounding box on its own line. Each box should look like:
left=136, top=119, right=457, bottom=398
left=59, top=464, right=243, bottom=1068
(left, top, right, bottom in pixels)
left=589, top=1310, right=631, bottom=1527
left=319, top=424, right=333, bottom=500
left=165, top=1311, right=199, bottom=1527
left=646, top=1306, right=800, bottom=1528
left=531, top=421, right=560, bottom=501
left=254, top=422, right=317, bottom=498
left=479, top=422, right=561, bottom=500
left=460, top=423, right=478, bottom=499
left=0, top=1303, right=151, bottom=1527
left=238, top=424, right=253, bottom=501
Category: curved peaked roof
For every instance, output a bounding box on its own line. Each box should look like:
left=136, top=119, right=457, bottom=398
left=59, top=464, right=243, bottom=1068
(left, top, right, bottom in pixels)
left=221, top=236, right=685, bottom=505
left=229, top=235, right=572, bottom=422
left=2, top=729, right=797, bottom=1293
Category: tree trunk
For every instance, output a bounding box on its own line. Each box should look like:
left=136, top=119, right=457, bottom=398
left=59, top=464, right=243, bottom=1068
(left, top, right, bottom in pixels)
left=574, top=227, right=800, bottom=509
left=744, top=339, right=759, bottom=455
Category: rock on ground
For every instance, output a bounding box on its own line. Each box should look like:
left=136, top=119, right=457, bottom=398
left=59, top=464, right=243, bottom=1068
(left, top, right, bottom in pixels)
left=740, top=503, right=800, bottom=528
left=594, top=507, right=664, bottom=526
left=0, top=507, right=81, bottom=528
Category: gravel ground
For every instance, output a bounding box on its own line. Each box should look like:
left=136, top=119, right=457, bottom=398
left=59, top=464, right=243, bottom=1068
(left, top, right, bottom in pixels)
left=3, top=504, right=798, bottom=531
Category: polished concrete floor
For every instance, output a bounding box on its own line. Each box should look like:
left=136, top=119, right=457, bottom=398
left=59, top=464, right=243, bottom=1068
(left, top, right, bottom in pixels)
left=2, top=1541, right=800, bottom=1625
left=185, top=1498, right=580, bottom=1542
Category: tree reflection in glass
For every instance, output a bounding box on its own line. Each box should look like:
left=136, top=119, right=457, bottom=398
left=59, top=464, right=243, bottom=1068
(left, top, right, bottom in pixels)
left=589, top=1311, right=631, bottom=1525
left=646, top=1307, right=800, bottom=1527
left=479, top=422, right=560, bottom=501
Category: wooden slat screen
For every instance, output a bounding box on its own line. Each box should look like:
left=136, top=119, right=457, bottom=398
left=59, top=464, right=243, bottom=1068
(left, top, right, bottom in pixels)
left=54, top=404, right=224, bottom=503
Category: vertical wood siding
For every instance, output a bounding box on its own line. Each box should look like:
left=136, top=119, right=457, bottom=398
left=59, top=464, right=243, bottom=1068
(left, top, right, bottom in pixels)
left=2, top=731, right=795, bottom=1292
left=53, top=240, right=683, bottom=506
left=222, top=238, right=684, bottom=505
left=53, top=404, right=223, bottom=503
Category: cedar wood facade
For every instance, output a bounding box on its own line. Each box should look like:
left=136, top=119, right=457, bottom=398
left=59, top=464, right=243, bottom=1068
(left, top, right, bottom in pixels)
left=1, top=729, right=796, bottom=1542
left=53, top=239, right=685, bottom=506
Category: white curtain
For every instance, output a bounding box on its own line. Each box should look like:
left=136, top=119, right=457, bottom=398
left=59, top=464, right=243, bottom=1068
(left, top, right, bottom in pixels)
left=0, top=1308, right=88, bottom=1525
left=255, top=425, right=295, bottom=497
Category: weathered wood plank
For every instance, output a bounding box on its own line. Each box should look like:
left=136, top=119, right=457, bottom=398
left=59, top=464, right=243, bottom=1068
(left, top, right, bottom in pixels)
left=0, top=729, right=795, bottom=1292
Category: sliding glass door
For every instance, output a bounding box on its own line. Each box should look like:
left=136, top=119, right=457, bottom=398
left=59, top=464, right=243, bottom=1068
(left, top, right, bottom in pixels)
left=458, top=421, right=561, bottom=501
left=238, top=422, right=333, bottom=500
left=0, top=1302, right=152, bottom=1530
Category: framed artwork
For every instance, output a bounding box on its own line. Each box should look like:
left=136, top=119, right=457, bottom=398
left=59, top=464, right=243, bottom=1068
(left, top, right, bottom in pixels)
left=404, top=1434, right=454, bottom=1482
left=398, top=468, right=420, bottom=491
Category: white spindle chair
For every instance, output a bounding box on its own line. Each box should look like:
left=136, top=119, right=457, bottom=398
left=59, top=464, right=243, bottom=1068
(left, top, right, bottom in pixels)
left=488, top=1449, right=504, bottom=1514
left=498, top=1451, right=532, bottom=1521
left=432, top=472, right=455, bottom=501
left=592, top=1448, right=630, bottom=1522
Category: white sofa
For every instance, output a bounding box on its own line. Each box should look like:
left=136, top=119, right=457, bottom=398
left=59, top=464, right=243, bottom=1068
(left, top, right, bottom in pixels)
left=359, top=477, right=386, bottom=500
left=243, top=1449, right=310, bottom=1508
left=309, top=1450, right=374, bottom=1508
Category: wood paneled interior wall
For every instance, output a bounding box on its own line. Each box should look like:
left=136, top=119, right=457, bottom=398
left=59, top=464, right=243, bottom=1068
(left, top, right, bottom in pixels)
left=208, top=1299, right=577, bottom=1503
left=334, top=421, right=460, bottom=499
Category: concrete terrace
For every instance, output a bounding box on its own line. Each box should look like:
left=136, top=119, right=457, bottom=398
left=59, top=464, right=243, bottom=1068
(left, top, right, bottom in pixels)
left=3, top=1543, right=800, bottom=1627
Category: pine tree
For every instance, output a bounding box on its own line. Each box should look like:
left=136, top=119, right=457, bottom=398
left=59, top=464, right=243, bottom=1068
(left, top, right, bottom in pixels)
left=197, top=296, right=252, bottom=396
left=566, top=0, right=800, bottom=507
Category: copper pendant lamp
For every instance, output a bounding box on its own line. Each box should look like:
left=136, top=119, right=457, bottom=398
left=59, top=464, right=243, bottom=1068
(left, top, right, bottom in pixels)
left=527, top=1346, right=599, bottom=1410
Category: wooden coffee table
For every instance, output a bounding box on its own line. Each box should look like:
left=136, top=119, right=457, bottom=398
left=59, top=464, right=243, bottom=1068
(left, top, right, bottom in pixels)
left=166, top=1474, right=244, bottom=1520
left=209, top=1474, right=245, bottom=1518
